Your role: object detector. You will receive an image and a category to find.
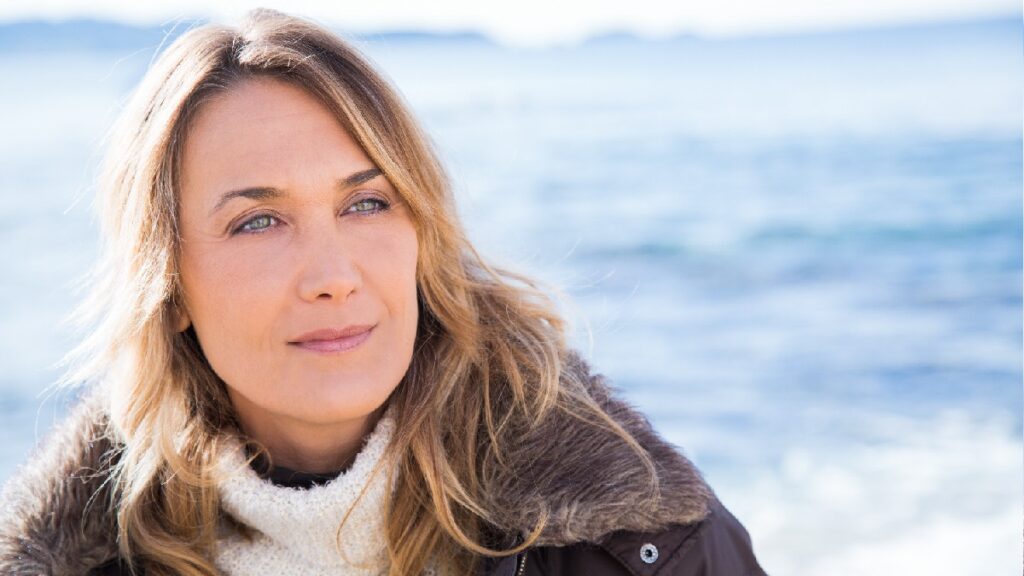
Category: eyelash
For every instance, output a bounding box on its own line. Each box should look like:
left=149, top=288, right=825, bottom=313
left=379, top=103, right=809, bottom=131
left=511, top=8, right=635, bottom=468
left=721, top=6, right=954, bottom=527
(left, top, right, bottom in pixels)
left=230, top=196, right=392, bottom=236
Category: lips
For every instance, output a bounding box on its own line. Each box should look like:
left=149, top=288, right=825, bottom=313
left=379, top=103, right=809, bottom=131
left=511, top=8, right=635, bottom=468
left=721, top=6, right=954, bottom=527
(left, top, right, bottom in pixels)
left=289, top=324, right=375, bottom=353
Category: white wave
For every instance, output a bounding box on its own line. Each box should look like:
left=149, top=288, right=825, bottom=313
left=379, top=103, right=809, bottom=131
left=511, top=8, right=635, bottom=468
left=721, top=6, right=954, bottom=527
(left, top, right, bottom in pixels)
left=708, top=409, right=1021, bottom=575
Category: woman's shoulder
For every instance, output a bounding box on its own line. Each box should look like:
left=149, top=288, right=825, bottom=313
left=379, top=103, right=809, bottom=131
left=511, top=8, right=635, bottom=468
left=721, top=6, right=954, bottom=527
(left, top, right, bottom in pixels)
left=474, top=353, right=766, bottom=574
left=479, top=352, right=714, bottom=542
left=518, top=498, right=767, bottom=576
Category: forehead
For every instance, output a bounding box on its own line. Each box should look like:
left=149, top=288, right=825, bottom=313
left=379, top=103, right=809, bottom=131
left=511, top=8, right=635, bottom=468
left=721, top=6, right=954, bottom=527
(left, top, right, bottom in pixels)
left=179, top=77, right=373, bottom=201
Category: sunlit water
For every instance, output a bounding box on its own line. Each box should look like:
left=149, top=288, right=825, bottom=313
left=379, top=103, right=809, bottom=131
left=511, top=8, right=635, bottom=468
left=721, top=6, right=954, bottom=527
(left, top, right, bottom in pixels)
left=1, top=17, right=1020, bottom=574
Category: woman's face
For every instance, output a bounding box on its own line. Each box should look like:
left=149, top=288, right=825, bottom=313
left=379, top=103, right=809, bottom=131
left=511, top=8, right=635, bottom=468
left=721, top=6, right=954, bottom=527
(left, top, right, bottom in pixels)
left=177, top=77, right=419, bottom=431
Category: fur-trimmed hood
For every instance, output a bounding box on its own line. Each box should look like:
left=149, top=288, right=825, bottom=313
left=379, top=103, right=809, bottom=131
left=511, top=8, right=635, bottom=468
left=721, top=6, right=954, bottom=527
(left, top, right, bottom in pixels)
left=0, top=355, right=713, bottom=574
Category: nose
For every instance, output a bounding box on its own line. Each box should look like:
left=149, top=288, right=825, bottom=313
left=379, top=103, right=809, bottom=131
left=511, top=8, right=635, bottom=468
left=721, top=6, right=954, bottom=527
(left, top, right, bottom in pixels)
left=295, top=229, right=362, bottom=303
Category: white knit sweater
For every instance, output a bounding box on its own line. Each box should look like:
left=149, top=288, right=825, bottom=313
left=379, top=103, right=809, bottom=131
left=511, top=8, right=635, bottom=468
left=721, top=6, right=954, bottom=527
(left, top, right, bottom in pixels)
left=214, top=410, right=399, bottom=576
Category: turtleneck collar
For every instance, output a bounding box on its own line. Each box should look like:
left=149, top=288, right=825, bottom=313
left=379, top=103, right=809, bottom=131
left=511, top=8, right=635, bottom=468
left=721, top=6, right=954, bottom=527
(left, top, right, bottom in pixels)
left=214, top=408, right=398, bottom=576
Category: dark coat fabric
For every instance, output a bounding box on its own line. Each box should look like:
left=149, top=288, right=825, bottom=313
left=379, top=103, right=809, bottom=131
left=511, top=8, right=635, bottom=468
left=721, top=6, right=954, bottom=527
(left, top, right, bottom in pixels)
left=484, top=498, right=765, bottom=576
left=0, top=355, right=767, bottom=575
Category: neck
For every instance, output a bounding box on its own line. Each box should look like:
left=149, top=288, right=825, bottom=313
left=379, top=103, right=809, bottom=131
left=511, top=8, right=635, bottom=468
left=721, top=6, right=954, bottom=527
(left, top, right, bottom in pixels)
left=228, top=392, right=387, bottom=474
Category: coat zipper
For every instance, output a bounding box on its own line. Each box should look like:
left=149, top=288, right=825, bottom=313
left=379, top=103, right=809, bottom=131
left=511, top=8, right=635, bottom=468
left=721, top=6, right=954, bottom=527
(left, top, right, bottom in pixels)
left=513, top=550, right=528, bottom=576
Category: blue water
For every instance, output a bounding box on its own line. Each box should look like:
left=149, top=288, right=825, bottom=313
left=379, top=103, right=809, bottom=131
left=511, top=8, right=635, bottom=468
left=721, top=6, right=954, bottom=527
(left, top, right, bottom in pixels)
left=0, top=17, right=1020, bottom=574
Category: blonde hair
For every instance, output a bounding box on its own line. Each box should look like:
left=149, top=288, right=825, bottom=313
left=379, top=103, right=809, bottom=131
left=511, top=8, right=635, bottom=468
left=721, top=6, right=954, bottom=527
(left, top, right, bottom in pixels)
left=63, top=9, right=656, bottom=575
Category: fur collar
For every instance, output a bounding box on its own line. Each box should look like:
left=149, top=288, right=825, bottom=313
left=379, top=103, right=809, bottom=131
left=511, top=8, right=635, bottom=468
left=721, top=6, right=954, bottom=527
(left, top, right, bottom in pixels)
left=0, top=354, right=711, bottom=574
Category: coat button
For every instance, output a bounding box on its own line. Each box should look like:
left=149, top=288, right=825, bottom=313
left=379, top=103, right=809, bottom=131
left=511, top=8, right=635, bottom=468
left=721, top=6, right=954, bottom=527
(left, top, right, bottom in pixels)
left=639, top=543, right=659, bottom=564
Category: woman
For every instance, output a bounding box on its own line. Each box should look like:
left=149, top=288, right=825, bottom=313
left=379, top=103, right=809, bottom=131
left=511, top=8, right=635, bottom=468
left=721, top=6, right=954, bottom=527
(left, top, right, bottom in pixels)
left=0, top=9, right=766, bottom=576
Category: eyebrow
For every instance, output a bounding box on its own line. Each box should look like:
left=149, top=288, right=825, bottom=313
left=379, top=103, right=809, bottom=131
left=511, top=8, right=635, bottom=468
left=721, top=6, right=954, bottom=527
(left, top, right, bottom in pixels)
left=208, top=167, right=383, bottom=216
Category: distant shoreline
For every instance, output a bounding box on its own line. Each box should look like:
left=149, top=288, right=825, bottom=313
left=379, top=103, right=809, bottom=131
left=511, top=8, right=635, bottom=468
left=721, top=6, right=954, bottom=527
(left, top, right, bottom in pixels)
left=0, top=14, right=1018, bottom=52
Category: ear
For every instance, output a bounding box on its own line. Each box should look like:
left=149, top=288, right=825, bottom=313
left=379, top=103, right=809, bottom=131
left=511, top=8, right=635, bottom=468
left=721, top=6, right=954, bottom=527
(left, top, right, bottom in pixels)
left=171, top=302, right=191, bottom=333
left=174, top=308, right=192, bottom=332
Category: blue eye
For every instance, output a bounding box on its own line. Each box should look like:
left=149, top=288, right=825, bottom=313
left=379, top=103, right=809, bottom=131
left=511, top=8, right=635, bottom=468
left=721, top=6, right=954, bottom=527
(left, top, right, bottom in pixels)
left=348, top=198, right=390, bottom=214
left=235, top=214, right=277, bottom=234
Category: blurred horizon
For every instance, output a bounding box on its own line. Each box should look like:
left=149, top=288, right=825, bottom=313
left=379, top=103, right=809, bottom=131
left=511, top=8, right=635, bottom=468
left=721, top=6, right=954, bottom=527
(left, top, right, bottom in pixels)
left=0, top=11, right=1019, bottom=50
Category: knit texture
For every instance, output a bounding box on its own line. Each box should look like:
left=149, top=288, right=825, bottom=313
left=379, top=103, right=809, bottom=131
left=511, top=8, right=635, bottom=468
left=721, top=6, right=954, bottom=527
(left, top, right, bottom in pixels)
left=214, top=409, right=397, bottom=576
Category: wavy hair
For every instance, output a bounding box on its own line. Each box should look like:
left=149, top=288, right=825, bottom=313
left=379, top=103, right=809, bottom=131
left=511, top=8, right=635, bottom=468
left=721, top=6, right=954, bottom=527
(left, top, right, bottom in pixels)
left=62, top=9, right=657, bottom=575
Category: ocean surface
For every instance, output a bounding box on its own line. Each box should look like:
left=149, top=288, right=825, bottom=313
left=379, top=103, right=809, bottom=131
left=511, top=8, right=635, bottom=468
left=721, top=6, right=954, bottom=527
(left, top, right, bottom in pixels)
left=0, top=16, right=1021, bottom=574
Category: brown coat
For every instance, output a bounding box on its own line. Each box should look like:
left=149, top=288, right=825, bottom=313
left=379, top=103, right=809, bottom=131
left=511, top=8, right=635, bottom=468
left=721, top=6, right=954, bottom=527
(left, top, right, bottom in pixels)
left=483, top=497, right=764, bottom=576
left=0, top=356, right=767, bottom=575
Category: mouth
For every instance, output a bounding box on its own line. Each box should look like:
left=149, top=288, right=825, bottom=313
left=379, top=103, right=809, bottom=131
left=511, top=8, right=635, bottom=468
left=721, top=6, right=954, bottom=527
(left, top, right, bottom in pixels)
left=289, top=325, right=375, bottom=354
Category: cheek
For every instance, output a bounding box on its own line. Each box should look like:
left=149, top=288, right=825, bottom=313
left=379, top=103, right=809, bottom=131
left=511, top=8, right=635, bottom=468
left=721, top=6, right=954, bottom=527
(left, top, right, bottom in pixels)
left=372, top=230, right=419, bottom=328
left=179, top=243, right=288, bottom=374
left=390, top=228, right=420, bottom=320
left=360, top=222, right=420, bottom=359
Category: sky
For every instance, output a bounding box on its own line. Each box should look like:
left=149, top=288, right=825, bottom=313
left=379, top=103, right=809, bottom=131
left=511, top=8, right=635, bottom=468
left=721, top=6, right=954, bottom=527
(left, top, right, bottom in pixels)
left=0, top=0, right=1019, bottom=46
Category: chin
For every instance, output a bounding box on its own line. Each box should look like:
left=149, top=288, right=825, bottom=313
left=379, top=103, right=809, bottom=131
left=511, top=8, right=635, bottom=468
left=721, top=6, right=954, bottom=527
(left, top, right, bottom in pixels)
left=282, top=375, right=398, bottom=425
